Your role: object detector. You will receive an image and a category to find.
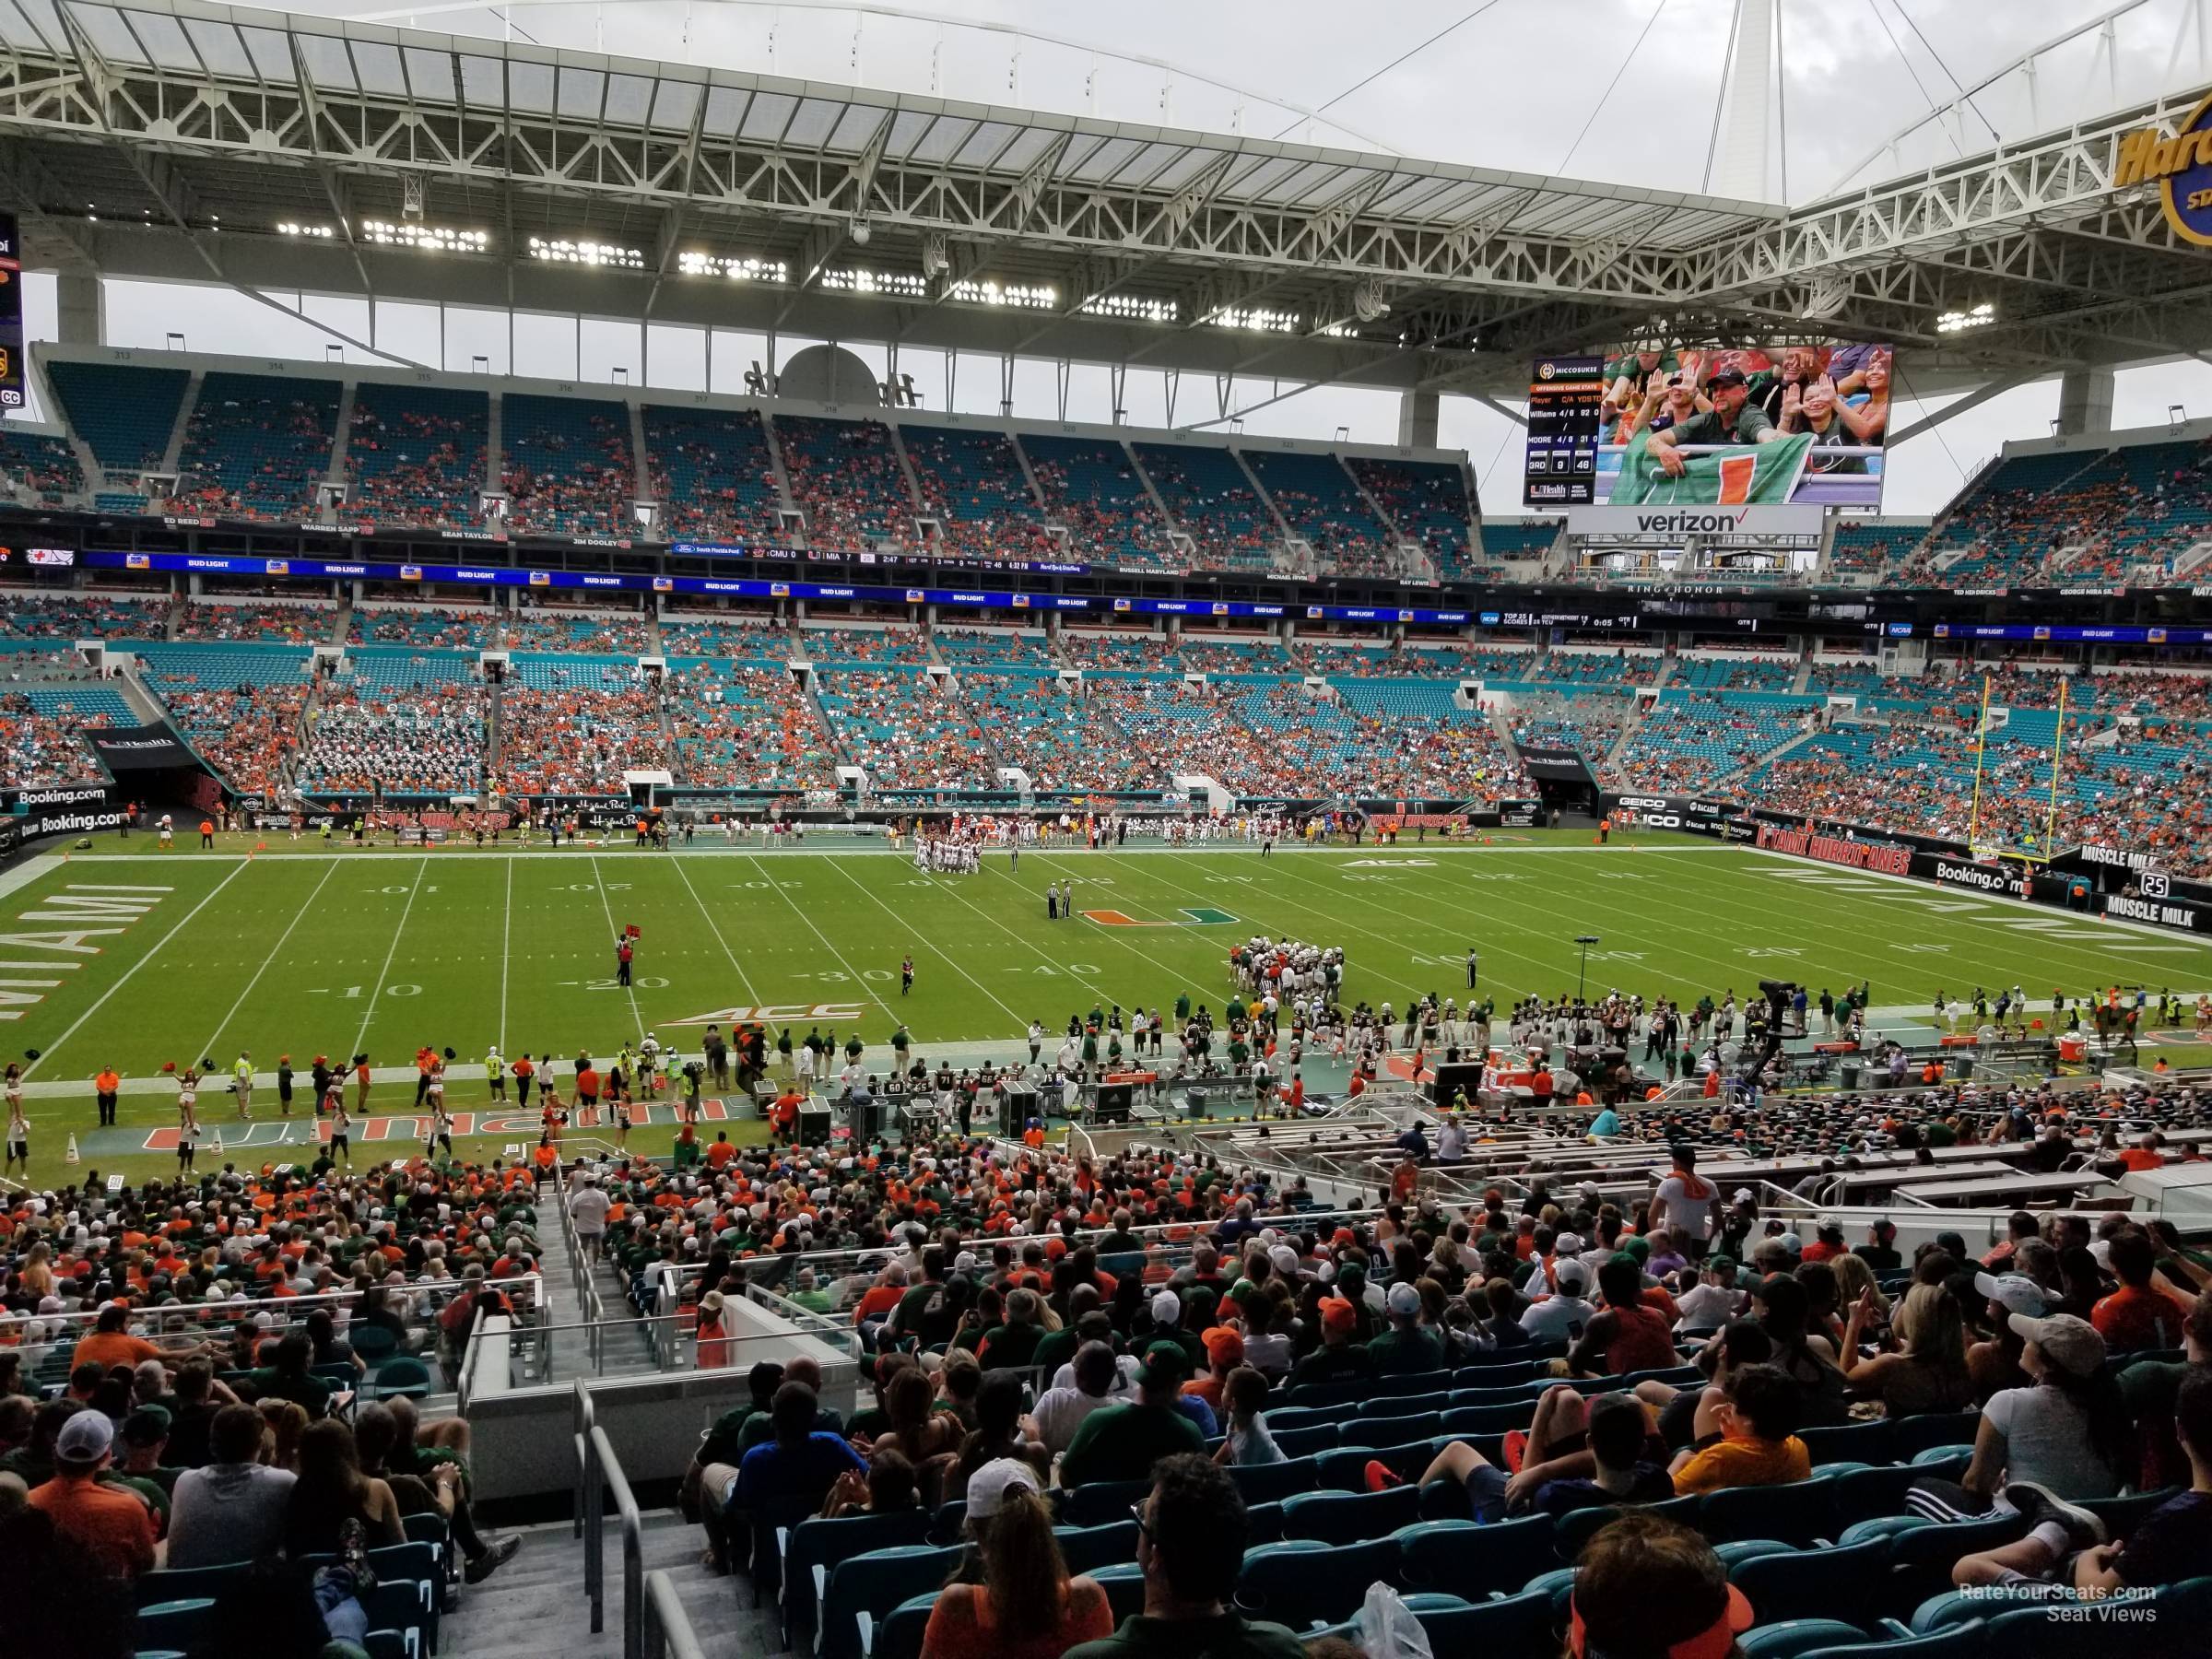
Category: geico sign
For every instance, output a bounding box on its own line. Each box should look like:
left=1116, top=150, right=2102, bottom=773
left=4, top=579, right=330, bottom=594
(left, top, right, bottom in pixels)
left=1617, top=796, right=1672, bottom=810
left=1632, top=812, right=1682, bottom=829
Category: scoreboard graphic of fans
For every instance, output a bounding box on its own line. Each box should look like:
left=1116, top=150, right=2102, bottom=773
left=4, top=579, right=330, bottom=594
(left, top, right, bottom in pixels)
left=1524, top=340, right=1893, bottom=510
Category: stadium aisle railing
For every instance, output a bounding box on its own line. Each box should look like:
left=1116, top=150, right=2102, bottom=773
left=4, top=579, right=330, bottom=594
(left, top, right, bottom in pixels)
left=577, top=1384, right=646, bottom=1657
left=641, top=1567, right=706, bottom=1659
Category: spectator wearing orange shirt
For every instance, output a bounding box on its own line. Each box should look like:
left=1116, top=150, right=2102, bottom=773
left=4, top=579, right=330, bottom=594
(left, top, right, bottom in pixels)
left=27, top=1409, right=159, bottom=1581
left=2092, top=1230, right=2200, bottom=1351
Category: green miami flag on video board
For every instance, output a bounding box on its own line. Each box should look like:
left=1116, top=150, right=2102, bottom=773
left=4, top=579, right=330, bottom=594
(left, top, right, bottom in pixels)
left=1609, top=428, right=1814, bottom=506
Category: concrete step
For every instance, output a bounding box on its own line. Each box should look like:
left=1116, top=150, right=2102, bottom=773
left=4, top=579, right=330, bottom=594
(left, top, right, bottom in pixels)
left=443, top=1512, right=789, bottom=1659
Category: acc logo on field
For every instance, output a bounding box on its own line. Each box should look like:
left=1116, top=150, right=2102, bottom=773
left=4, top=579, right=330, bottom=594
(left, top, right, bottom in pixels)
left=2115, top=94, right=2212, bottom=245
left=667, top=1002, right=865, bottom=1027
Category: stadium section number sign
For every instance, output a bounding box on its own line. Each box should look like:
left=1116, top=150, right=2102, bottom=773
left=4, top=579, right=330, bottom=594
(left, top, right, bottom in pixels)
left=2114, top=94, right=2212, bottom=246
left=1524, top=356, right=1606, bottom=505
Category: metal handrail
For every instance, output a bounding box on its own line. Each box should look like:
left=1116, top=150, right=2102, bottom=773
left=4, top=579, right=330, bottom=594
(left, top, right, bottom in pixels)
left=641, top=1569, right=706, bottom=1659
left=579, top=1415, right=645, bottom=1659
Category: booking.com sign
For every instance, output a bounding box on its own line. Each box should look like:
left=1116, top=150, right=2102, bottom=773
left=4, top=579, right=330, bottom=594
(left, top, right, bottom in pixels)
left=2115, top=93, right=2212, bottom=244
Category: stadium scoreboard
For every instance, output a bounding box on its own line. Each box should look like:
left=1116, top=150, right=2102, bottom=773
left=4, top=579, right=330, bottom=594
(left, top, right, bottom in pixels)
left=0, top=212, right=20, bottom=409
left=1523, top=355, right=1606, bottom=505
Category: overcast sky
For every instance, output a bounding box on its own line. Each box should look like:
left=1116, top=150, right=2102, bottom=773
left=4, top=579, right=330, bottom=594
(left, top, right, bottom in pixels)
left=19, top=0, right=2212, bottom=515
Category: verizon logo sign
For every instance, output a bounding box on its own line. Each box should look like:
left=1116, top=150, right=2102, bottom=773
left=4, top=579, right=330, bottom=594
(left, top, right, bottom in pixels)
left=1756, top=825, right=1911, bottom=875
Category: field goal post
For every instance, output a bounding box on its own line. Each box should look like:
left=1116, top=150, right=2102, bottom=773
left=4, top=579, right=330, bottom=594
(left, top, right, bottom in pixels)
left=1965, top=672, right=2069, bottom=870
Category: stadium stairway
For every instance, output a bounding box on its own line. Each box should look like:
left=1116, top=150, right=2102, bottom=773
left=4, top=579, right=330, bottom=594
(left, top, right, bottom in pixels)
left=158, top=371, right=203, bottom=477
left=440, top=1510, right=764, bottom=1659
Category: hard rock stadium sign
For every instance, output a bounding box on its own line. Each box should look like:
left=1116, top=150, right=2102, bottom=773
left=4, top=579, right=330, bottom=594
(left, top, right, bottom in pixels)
left=2114, top=92, right=2212, bottom=246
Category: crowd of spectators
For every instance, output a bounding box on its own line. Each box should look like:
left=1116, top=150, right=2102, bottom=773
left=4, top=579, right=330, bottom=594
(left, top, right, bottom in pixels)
left=666, top=663, right=840, bottom=792
left=350, top=606, right=500, bottom=652
left=176, top=602, right=333, bottom=646
left=500, top=394, right=637, bottom=539
left=658, top=612, right=793, bottom=662
left=902, top=427, right=1058, bottom=561
left=779, top=417, right=920, bottom=553
left=143, top=661, right=312, bottom=797
left=1134, top=443, right=1277, bottom=573
left=1244, top=451, right=1395, bottom=579
left=1022, top=435, right=1179, bottom=571
left=500, top=608, right=652, bottom=656
left=798, top=625, right=934, bottom=666
left=816, top=670, right=997, bottom=790
left=0, top=590, right=171, bottom=641
left=173, top=373, right=341, bottom=523
left=497, top=663, right=669, bottom=796
left=644, top=406, right=786, bottom=544
left=344, top=384, right=489, bottom=530
left=1603, top=693, right=1806, bottom=793
left=0, top=689, right=115, bottom=786
left=1347, top=456, right=1477, bottom=578
left=1055, top=631, right=1172, bottom=673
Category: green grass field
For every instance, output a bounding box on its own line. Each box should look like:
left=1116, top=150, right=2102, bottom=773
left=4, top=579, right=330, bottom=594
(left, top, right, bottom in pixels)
left=6, top=830, right=2209, bottom=1187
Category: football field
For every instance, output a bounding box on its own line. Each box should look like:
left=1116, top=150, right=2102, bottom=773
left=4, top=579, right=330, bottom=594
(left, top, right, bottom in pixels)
left=6, top=830, right=2209, bottom=1185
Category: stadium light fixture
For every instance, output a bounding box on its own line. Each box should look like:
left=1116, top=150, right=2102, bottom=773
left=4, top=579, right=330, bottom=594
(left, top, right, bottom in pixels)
left=362, top=219, right=488, bottom=253
left=851, top=217, right=873, bottom=247
left=947, top=278, right=1057, bottom=311
left=528, top=235, right=643, bottom=270
left=1934, top=301, right=1995, bottom=334
left=1206, top=305, right=1301, bottom=334
left=277, top=221, right=335, bottom=240
left=821, top=266, right=927, bottom=300
left=679, top=253, right=788, bottom=284
left=1080, top=293, right=1179, bottom=324
left=1574, top=935, right=1601, bottom=1001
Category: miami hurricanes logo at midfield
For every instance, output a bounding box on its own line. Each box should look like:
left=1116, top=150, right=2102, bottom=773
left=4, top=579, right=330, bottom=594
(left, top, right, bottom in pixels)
left=1080, top=907, right=1239, bottom=927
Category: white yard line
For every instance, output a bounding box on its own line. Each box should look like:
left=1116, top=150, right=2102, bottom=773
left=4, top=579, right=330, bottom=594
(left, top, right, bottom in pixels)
left=24, top=860, right=251, bottom=1078
left=670, top=853, right=761, bottom=1006
left=199, top=860, right=337, bottom=1059
left=589, top=855, right=646, bottom=1038
left=351, top=857, right=429, bottom=1056
left=742, top=853, right=899, bottom=1024
left=819, top=857, right=1030, bottom=1030
left=499, top=855, right=513, bottom=1051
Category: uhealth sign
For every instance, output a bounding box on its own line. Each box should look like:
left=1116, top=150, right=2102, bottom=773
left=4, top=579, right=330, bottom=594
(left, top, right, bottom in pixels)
left=2115, top=94, right=2212, bottom=244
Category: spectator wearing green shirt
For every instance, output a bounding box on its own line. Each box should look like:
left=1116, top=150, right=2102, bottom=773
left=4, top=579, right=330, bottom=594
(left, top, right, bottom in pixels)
left=1646, top=368, right=1781, bottom=477
left=1368, top=1281, right=1447, bottom=1374
left=1063, top=1453, right=1303, bottom=1659
left=246, top=1334, right=335, bottom=1420
left=1059, top=1342, right=1204, bottom=1488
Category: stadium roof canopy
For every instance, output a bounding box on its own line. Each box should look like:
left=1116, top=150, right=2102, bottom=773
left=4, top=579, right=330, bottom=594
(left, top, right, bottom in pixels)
left=5, top=0, right=2211, bottom=400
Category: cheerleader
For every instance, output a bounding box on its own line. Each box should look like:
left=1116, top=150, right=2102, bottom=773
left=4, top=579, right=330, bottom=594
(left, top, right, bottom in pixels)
left=614, top=1094, right=632, bottom=1150
left=175, top=1065, right=200, bottom=1134
left=327, top=1088, right=352, bottom=1166
left=4, top=1091, right=27, bottom=1177
left=425, top=1084, right=453, bottom=1162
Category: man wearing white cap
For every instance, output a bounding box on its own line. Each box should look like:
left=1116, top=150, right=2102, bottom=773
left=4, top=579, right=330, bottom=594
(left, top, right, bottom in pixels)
left=27, top=1408, right=158, bottom=1579
left=1520, top=1259, right=1596, bottom=1342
